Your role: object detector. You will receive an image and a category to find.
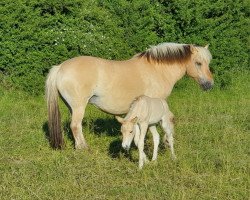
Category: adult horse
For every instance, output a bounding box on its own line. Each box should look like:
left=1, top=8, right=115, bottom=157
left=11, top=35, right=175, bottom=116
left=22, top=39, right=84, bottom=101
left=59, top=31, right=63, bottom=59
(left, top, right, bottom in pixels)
left=46, top=42, right=213, bottom=149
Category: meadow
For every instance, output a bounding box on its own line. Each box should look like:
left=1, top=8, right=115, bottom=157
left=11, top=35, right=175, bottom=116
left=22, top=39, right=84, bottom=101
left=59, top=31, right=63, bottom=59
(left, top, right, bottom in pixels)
left=0, top=71, right=249, bottom=200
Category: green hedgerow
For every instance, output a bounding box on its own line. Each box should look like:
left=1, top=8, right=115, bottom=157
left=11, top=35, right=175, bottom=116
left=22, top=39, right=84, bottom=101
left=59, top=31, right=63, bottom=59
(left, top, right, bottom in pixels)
left=0, top=0, right=249, bottom=94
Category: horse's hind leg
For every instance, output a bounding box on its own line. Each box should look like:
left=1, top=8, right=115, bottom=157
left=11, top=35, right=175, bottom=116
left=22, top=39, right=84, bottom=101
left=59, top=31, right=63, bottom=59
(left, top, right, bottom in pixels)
left=149, top=126, right=160, bottom=161
left=70, top=101, right=88, bottom=149
left=161, top=115, right=176, bottom=159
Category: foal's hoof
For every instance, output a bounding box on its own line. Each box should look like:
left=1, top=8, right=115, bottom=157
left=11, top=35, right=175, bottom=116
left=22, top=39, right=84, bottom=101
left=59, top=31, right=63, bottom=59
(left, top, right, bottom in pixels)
left=151, top=157, right=157, bottom=162
left=171, top=154, right=177, bottom=160
left=75, top=143, right=88, bottom=150
left=138, top=164, right=144, bottom=170
left=163, top=141, right=170, bottom=148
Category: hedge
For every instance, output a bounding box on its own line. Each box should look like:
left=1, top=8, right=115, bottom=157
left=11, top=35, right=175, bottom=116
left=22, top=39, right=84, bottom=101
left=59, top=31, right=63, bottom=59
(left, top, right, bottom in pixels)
left=0, top=0, right=249, bottom=94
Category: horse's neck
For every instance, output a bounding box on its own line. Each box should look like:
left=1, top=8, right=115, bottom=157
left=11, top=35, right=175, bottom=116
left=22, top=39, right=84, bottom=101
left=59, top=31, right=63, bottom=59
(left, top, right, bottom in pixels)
left=153, top=62, right=186, bottom=97
left=161, top=63, right=186, bottom=86
left=133, top=57, right=187, bottom=97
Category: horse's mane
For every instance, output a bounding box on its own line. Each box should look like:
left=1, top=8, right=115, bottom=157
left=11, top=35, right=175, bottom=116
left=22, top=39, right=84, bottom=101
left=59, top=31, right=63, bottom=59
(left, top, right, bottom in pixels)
left=137, top=43, right=192, bottom=64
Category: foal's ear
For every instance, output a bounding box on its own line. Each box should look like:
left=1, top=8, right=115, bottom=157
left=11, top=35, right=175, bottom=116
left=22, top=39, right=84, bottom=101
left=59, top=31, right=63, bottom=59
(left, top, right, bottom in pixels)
left=204, top=44, right=209, bottom=49
left=115, top=116, right=124, bottom=124
left=131, top=117, right=138, bottom=124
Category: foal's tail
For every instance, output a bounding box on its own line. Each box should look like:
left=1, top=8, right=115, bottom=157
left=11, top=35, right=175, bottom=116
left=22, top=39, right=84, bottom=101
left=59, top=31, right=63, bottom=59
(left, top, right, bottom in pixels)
left=45, top=65, right=64, bottom=149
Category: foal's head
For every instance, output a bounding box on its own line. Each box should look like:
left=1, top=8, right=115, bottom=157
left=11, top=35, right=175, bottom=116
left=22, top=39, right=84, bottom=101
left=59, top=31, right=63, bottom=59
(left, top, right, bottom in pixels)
left=187, top=45, right=214, bottom=90
left=116, top=116, right=138, bottom=150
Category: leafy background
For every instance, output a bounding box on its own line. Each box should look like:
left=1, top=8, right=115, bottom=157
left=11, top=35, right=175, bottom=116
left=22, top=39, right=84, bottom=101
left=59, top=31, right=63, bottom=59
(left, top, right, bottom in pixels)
left=0, top=1, right=249, bottom=199
left=0, top=0, right=249, bottom=94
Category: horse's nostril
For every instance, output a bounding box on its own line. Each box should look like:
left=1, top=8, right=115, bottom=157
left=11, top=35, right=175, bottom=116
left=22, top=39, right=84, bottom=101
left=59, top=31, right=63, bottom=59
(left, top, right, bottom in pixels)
left=202, top=81, right=213, bottom=91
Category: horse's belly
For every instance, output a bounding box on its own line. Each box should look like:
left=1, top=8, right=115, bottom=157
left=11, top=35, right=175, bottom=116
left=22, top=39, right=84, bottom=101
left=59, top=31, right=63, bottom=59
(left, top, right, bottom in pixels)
left=89, top=95, right=131, bottom=115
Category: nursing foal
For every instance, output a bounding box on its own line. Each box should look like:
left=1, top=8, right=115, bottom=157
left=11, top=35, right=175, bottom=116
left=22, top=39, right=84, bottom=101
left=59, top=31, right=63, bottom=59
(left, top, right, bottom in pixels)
left=116, top=95, right=175, bottom=169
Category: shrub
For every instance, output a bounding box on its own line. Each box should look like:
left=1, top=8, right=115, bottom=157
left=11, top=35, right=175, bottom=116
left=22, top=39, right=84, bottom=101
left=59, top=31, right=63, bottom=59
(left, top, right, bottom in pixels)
left=0, top=0, right=249, bottom=94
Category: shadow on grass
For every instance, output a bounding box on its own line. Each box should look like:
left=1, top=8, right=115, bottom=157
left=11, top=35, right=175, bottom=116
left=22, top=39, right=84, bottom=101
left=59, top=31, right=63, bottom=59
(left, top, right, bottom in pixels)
left=89, top=117, right=121, bottom=137
left=43, top=118, right=167, bottom=162
left=108, top=138, right=122, bottom=158
left=89, top=118, right=135, bottom=160
left=43, top=118, right=137, bottom=162
left=42, top=122, right=49, bottom=140
left=109, top=138, right=137, bottom=162
left=43, top=117, right=118, bottom=142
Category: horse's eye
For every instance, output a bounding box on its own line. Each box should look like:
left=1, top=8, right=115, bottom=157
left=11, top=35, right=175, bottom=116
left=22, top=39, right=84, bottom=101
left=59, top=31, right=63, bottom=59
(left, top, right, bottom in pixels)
left=130, top=131, right=133, bottom=133
left=196, top=62, right=202, bottom=67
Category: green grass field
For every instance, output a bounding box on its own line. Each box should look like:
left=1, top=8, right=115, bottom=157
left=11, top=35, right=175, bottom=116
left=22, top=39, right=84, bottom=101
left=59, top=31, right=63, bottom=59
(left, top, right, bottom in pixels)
left=0, top=71, right=249, bottom=200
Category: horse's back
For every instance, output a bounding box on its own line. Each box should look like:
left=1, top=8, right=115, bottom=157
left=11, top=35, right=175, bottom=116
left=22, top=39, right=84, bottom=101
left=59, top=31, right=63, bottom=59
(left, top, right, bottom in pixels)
left=58, top=56, right=103, bottom=76
left=55, top=56, right=147, bottom=114
left=57, top=56, right=139, bottom=81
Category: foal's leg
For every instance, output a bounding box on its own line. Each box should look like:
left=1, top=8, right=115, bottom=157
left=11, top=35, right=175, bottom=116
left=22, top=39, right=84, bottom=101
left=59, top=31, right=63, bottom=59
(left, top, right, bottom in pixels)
left=138, top=123, right=148, bottom=169
left=133, top=124, right=140, bottom=147
left=161, top=115, right=176, bottom=159
left=70, top=100, right=88, bottom=149
left=149, top=126, right=160, bottom=161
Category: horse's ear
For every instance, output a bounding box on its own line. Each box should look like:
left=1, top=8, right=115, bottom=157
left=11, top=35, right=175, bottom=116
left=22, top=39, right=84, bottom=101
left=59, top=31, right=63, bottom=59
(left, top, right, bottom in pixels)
left=190, top=45, right=198, bottom=53
left=131, top=117, right=138, bottom=124
left=115, top=116, right=124, bottom=124
left=204, top=44, right=209, bottom=49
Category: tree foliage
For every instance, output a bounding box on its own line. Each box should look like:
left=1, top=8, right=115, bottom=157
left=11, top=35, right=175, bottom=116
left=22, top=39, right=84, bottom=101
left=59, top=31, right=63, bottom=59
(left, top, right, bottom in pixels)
left=0, top=0, right=249, bottom=94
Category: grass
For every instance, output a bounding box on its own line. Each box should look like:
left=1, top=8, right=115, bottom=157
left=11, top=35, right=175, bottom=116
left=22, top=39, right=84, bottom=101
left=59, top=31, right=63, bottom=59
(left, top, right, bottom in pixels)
left=0, top=71, right=249, bottom=200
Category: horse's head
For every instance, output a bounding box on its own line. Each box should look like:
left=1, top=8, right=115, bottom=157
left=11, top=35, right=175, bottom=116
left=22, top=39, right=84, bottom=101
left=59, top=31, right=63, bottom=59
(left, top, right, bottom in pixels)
left=116, top=116, right=137, bottom=150
left=186, top=45, right=214, bottom=90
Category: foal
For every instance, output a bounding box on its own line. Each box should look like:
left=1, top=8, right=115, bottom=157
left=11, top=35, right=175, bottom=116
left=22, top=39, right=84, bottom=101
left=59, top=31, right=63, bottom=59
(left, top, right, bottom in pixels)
left=116, top=96, right=176, bottom=169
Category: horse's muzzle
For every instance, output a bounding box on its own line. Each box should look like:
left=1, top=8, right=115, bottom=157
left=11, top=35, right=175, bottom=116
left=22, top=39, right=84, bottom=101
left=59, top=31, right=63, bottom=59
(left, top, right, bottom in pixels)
left=122, top=143, right=130, bottom=150
left=201, top=81, right=213, bottom=91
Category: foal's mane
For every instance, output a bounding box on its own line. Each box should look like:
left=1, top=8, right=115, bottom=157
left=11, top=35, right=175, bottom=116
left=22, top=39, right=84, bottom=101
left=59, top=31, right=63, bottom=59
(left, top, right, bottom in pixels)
left=125, top=96, right=143, bottom=120
left=137, top=43, right=192, bottom=64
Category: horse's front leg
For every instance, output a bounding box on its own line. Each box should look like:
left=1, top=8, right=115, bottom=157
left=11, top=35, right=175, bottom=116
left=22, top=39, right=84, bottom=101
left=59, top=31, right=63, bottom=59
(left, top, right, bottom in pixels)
left=149, top=126, right=160, bottom=161
left=138, top=123, right=148, bottom=169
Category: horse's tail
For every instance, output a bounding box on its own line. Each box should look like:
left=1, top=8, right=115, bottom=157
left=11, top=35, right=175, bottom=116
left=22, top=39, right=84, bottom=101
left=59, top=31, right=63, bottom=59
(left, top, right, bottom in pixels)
left=45, top=65, right=64, bottom=149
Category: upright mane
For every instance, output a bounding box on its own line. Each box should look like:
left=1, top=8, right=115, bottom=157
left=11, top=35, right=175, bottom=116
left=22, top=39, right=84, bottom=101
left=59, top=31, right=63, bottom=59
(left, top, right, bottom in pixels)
left=137, top=43, right=192, bottom=63
left=124, top=96, right=143, bottom=120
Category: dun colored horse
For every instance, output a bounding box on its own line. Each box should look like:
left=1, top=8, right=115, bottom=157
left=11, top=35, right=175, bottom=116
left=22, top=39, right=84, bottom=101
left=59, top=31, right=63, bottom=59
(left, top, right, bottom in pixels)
left=46, top=43, right=213, bottom=149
